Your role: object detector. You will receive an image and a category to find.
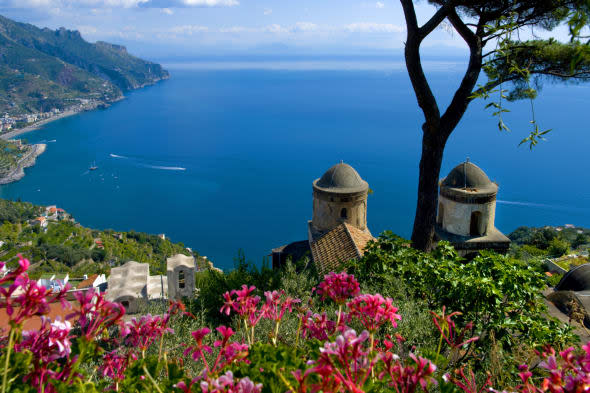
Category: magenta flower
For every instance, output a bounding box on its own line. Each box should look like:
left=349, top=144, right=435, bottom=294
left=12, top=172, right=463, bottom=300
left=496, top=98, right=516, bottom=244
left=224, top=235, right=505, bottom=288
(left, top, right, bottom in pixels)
left=261, top=290, right=300, bottom=322
left=100, top=349, right=130, bottom=387
left=300, top=329, right=378, bottom=392
left=316, top=272, right=361, bottom=305
left=124, top=314, right=173, bottom=354
left=216, top=325, right=235, bottom=341
left=13, top=317, right=77, bottom=393
left=380, top=352, right=437, bottom=393
left=184, top=327, right=213, bottom=362
left=69, top=289, right=125, bottom=342
left=16, top=317, right=72, bottom=363
left=430, top=307, right=479, bottom=350
left=0, top=257, right=70, bottom=328
left=199, top=371, right=262, bottom=393
left=301, top=311, right=338, bottom=341
left=446, top=367, right=491, bottom=393
left=347, top=293, right=401, bottom=332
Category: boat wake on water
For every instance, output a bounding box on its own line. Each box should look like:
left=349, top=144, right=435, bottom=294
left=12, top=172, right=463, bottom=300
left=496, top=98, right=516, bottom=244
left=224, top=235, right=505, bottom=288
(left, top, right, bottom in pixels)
left=109, top=153, right=128, bottom=159
left=109, top=153, right=186, bottom=171
left=497, top=200, right=590, bottom=212
left=141, top=164, right=186, bottom=171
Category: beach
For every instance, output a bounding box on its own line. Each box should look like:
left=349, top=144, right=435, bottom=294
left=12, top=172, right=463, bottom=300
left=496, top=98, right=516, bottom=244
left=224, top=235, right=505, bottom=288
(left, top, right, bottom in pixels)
left=0, top=109, right=79, bottom=141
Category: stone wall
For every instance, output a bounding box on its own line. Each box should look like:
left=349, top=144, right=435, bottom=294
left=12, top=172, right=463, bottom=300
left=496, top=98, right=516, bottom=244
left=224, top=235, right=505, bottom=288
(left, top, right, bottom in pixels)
left=438, top=195, right=495, bottom=237
left=311, top=189, right=368, bottom=234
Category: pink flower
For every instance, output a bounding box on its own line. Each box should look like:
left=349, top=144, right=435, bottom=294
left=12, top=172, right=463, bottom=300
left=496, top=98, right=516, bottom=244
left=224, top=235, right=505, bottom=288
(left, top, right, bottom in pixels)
left=316, top=272, right=360, bottom=305
left=124, top=314, right=173, bottom=353
left=16, top=317, right=72, bottom=363
left=301, top=311, right=337, bottom=341
left=447, top=367, right=490, bottom=393
left=216, top=325, right=235, bottom=341
left=184, top=327, right=213, bottom=361
left=100, top=350, right=129, bottom=384
left=69, top=289, right=125, bottom=342
left=199, top=371, right=262, bottom=393
left=220, top=291, right=235, bottom=315
left=13, top=317, right=78, bottom=393
left=380, top=352, right=438, bottom=393
left=430, top=307, right=479, bottom=350
left=0, top=257, right=70, bottom=328
left=261, top=290, right=301, bottom=323
left=347, top=294, right=401, bottom=332
left=300, top=329, right=377, bottom=392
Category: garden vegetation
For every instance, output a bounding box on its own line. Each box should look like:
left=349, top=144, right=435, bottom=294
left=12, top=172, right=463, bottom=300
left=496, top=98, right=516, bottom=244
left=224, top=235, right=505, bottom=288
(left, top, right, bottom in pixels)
left=0, top=230, right=587, bottom=392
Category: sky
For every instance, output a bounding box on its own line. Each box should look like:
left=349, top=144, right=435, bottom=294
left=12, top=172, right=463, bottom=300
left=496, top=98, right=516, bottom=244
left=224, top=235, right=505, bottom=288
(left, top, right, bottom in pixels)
left=0, top=0, right=574, bottom=60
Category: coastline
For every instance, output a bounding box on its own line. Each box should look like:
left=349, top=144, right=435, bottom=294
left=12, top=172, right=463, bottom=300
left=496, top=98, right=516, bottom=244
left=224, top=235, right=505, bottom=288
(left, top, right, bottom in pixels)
left=0, top=109, right=79, bottom=141
left=0, top=77, right=169, bottom=142
left=0, top=143, right=46, bottom=184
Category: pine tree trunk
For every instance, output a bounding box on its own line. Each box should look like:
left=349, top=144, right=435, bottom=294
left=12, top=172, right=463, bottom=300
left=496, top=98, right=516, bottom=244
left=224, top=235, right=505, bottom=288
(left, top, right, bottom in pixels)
left=411, top=131, right=446, bottom=251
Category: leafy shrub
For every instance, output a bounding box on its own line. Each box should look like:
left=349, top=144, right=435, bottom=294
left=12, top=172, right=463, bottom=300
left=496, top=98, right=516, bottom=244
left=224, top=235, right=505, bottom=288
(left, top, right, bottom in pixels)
left=547, top=237, right=571, bottom=258
left=0, top=256, right=588, bottom=393
left=347, top=232, right=575, bottom=354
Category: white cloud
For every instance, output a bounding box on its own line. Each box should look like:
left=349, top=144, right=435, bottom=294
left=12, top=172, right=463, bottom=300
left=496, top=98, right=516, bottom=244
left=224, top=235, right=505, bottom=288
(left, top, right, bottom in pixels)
left=161, top=7, right=173, bottom=14
left=0, top=0, right=237, bottom=9
left=76, top=25, right=98, bottom=35
left=290, top=22, right=317, bottom=33
left=219, top=26, right=251, bottom=33
left=169, top=25, right=209, bottom=34
left=375, top=1, right=385, bottom=8
left=263, top=24, right=288, bottom=34
left=344, top=22, right=404, bottom=33
left=263, top=7, right=272, bottom=15
left=175, top=0, right=238, bottom=6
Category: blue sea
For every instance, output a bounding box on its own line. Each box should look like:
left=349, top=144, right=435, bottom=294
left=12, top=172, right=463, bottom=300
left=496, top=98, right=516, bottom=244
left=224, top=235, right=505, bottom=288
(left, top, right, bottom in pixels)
left=1, top=57, right=589, bottom=271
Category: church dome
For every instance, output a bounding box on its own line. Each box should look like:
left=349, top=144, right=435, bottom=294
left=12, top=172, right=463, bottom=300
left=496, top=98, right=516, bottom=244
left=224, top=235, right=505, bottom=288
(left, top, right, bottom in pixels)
left=555, top=264, right=590, bottom=292
left=441, top=161, right=494, bottom=189
left=313, top=163, right=368, bottom=194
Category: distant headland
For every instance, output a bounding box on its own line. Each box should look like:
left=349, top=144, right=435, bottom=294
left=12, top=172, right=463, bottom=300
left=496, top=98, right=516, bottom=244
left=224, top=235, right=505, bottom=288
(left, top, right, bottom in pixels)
left=0, top=13, right=169, bottom=181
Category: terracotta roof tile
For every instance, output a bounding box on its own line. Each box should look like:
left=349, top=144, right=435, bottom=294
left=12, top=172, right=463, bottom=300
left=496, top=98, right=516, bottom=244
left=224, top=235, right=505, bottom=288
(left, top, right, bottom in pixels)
left=0, top=300, right=77, bottom=332
left=311, top=223, right=374, bottom=275
left=346, top=224, right=374, bottom=256
left=76, top=274, right=98, bottom=289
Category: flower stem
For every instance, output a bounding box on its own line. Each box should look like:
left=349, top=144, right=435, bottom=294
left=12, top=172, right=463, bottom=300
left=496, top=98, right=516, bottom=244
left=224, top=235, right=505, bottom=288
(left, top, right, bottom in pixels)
left=435, top=330, right=444, bottom=364
left=295, top=316, right=302, bottom=347
left=2, top=328, right=15, bottom=393
left=143, top=364, right=164, bottom=393
left=273, top=321, right=280, bottom=346
left=158, top=334, right=164, bottom=362
left=336, top=304, right=343, bottom=327
left=277, top=370, right=295, bottom=392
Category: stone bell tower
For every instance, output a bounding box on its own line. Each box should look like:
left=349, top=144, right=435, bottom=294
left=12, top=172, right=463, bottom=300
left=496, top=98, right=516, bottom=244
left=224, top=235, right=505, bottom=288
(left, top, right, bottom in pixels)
left=166, top=254, right=196, bottom=300
left=435, top=160, right=510, bottom=257
left=309, top=162, right=370, bottom=240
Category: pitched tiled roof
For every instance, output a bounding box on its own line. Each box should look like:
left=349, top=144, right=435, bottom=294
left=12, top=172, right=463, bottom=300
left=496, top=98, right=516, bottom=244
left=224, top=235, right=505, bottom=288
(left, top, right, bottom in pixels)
left=310, top=223, right=374, bottom=275
left=0, top=300, right=77, bottom=331
left=76, top=274, right=98, bottom=289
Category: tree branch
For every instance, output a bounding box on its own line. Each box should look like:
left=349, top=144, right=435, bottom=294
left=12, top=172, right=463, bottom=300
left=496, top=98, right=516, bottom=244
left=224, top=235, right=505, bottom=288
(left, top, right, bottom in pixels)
left=400, top=0, right=441, bottom=133
left=440, top=10, right=483, bottom=137
left=400, top=0, right=418, bottom=33
left=418, top=2, right=453, bottom=39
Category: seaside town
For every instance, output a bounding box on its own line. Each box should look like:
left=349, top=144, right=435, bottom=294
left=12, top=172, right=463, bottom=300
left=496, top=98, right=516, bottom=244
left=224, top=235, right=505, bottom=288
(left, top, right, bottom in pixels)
left=0, top=98, right=105, bottom=136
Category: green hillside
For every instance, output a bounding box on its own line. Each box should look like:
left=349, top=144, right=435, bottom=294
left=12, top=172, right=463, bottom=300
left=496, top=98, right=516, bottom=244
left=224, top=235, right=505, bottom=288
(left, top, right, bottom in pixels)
left=0, top=14, right=168, bottom=115
left=0, top=198, right=196, bottom=279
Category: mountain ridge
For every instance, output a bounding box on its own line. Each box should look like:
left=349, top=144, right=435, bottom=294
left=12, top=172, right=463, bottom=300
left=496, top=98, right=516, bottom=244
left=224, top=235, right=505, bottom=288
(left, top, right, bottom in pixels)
left=0, top=14, right=169, bottom=115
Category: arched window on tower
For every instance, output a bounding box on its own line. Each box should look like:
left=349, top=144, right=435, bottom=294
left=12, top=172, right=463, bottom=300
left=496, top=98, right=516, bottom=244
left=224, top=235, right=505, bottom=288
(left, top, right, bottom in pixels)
left=437, top=202, right=444, bottom=226
left=178, top=270, right=185, bottom=289
left=340, top=208, right=348, bottom=219
left=470, top=211, right=482, bottom=237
